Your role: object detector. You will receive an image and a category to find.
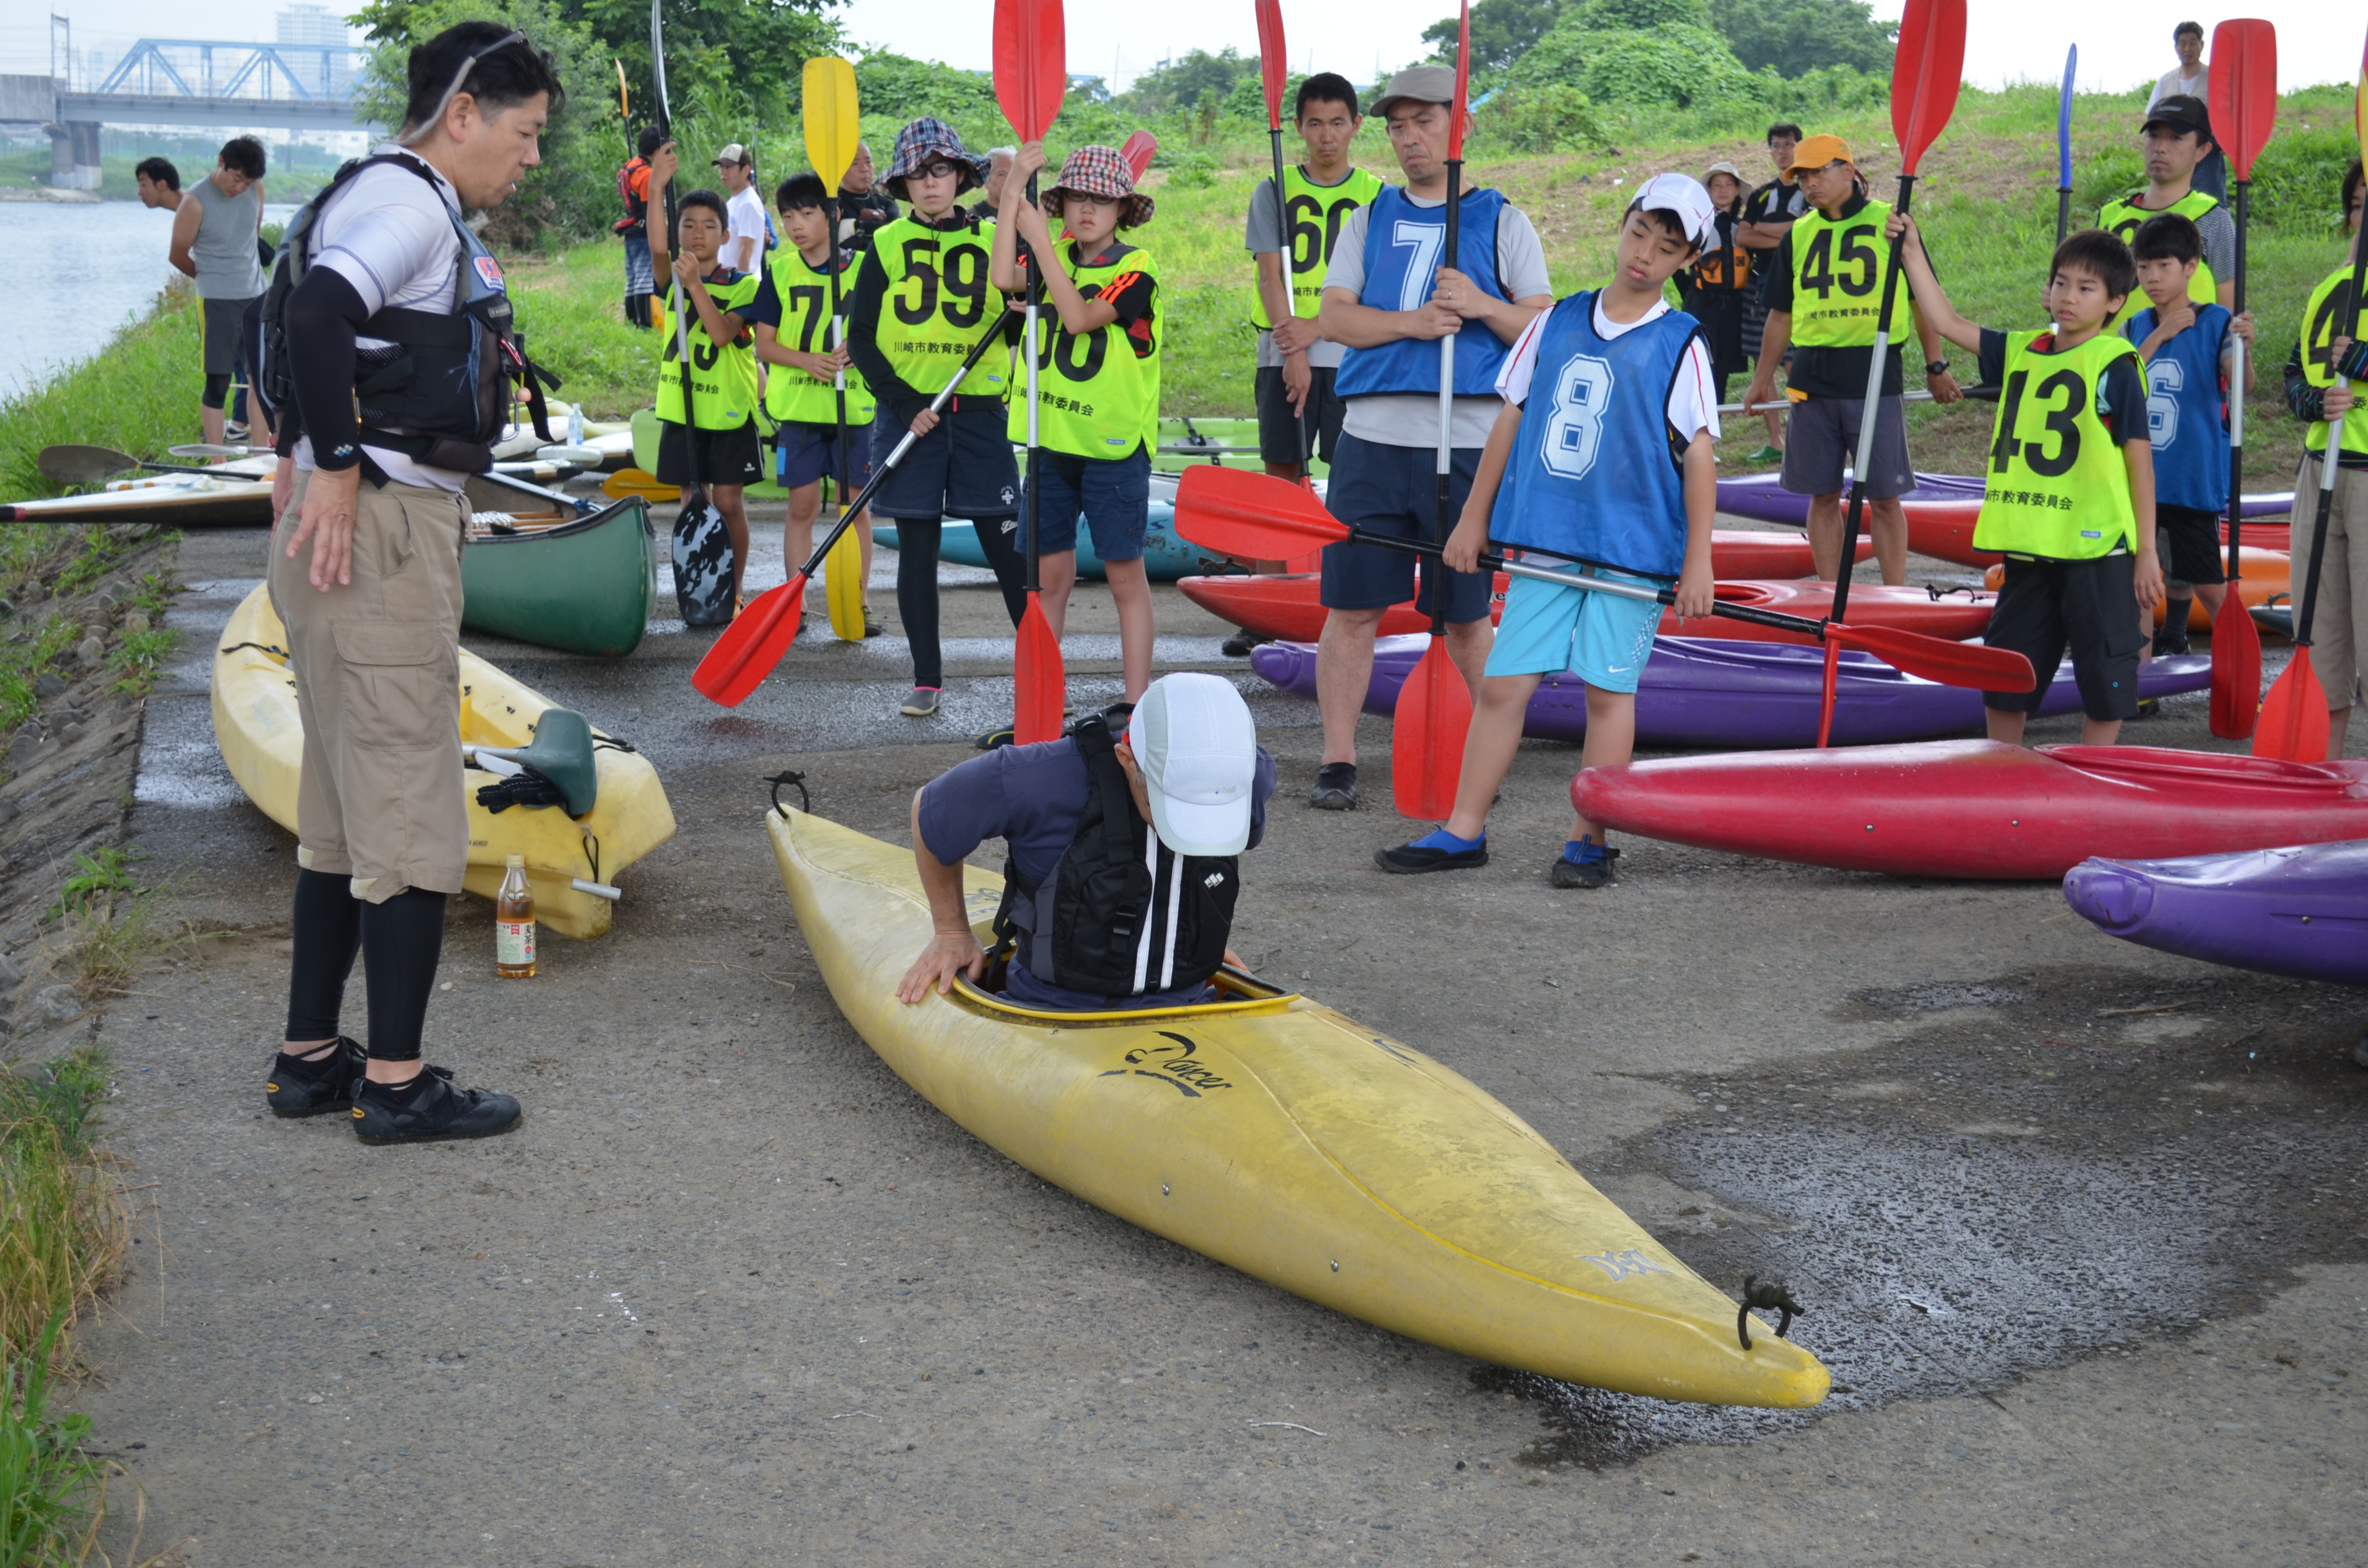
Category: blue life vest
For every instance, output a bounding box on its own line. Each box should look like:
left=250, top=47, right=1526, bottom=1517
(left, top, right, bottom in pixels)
left=1335, top=185, right=1512, bottom=403
left=1487, top=292, right=1699, bottom=578
left=2125, top=302, right=2231, bottom=513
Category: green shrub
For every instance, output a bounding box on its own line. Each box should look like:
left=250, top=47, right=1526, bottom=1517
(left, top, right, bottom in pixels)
left=1479, top=85, right=1609, bottom=154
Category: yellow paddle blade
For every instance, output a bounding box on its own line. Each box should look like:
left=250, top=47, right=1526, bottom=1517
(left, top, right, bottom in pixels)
left=824, top=507, right=866, bottom=642
left=803, top=57, right=860, bottom=192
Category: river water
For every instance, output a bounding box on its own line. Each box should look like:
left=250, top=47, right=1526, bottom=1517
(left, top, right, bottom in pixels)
left=2, top=198, right=300, bottom=401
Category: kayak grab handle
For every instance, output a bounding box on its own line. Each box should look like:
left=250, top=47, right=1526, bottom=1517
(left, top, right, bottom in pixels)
left=571, top=878, right=622, bottom=902
left=1738, top=1274, right=1805, bottom=1350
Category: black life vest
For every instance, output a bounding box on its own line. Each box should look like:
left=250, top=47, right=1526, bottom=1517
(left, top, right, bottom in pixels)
left=991, top=717, right=1240, bottom=1000
left=258, top=151, right=555, bottom=477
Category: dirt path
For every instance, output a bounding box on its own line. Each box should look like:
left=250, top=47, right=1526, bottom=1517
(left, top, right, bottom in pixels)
left=62, top=517, right=2368, bottom=1564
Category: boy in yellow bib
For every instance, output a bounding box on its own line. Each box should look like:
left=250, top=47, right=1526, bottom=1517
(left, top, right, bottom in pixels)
left=1890, top=217, right=2164, bottom=746
left=649, top=184, right=763, bottom=608
left=990, top=142, right=1162, bottom=702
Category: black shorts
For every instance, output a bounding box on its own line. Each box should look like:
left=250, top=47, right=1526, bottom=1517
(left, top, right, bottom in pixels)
left=866, top=401, right=1019, bottom=521
left=1318, top=432, right=1496, bottom=625
left=1255, top=364, right=1345, bottom=466
left=656, top=418, right=765, bottom=487
left=2155, top=502, right=2227, bottom=588
left=1983, top=553, right=2146, bottom=720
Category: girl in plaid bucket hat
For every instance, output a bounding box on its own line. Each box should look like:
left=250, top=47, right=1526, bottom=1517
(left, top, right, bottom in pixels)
left=846, top=115, right=1034, bottom=720
left=989, top=140, right=1165, bottom=704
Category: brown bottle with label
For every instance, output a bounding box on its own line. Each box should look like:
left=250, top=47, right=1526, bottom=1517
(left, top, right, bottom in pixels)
left=496, top=854, right=536, bottom=979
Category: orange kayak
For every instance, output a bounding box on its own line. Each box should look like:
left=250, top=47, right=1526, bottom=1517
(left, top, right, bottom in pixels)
left=1980, top=551, right=2290, bottom=632
left=1179, top=574, right=1997, bottom=645
left=1915, top=508, right=2293, bottom=569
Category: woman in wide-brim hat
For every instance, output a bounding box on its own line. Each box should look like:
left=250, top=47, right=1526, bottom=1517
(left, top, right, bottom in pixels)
left=1039, top=143, right=1155, bottom=231
left=843, top=115, right=1033, bottom=721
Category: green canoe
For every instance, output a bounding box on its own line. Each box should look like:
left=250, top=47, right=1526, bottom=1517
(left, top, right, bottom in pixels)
left=461, top=476, right=655, bottom=657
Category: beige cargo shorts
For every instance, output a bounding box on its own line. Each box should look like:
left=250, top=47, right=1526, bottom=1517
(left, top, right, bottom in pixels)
left=268, top=471, right=469, bottom=902
left=2294, top=454, right=2368, bottom=712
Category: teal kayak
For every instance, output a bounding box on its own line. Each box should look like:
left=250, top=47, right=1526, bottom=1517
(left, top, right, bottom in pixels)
left=873, top=495, right=1215, bottom=583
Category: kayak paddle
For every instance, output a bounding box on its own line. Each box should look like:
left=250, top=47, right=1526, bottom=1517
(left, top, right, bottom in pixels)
left=1392, top=0, right=1477, bottom=821
left=996, top=0, right=1069, bottom=744
left=1255, top=0, right=1312, bottom=480
left=650, top=0, right=733, bottom=628
left=691, top=308, right=1023, bottom=706
left=1817, top=0, right=1966, bottom=747
left=804, top=54, right=867, bottom=644
left=33, top=446, right=213, bottom=483
left=2255, top=26, right=2367, bottom=763
left=1119, top=130, right=1159, bottom=180
left=2207, top=19, right=2275, bottom=738
left=2053, top=45, right=2075, bottom=247
left=1173, top=466, right=2035, bottom=692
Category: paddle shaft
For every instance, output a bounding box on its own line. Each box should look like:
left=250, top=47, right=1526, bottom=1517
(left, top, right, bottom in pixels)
left=2225, top=175, right=2251, bottom=579
left=649, top=6, right=704, bottom=499
left=1024, top=172, right=1042, bottom=595
left=2294, top=238, right=2368, bottom=647
left=1834, top=172, right=1919, bottom=629
left=1269, top=124, right=1309, bottom=471
left=1431, top=159, right=1462, bottom=637
left=786, top=305, right=1022, bottom=588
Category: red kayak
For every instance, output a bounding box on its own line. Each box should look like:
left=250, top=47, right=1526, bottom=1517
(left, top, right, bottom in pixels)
left=1570, top=741, right=2368, bottom=880
left=1910, top=508, right=2293, bottom=569
left=1180, top=574, right=1995, bottom=646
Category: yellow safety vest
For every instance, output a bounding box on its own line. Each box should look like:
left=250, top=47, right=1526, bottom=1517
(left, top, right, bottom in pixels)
left=2099, top=187, right=2220, bottom=331
left=865, top=215, right=1009, bottom=399
left=1009, top=241, right=1162, bottom=460
left=656, top=269, right=762, bottom=430
left=2299, top=259, right=2368, bottom=459
left=1972, top=330, right=2143, bottom=558
left=1786, top=198, right=1910, bottom=349
left=1249, top=163, right=1384, bottom=329
left=761, top=247, right=876, bottom=427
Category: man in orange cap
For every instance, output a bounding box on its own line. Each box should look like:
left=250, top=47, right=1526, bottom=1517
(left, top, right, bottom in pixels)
left=1741, top=133, right=1962, bottom=584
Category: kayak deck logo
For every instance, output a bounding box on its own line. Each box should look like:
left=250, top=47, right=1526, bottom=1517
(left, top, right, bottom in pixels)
left=1099, top=1032, right=1231, bottom=1098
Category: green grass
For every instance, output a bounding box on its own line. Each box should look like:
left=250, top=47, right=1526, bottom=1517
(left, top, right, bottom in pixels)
left=0, top=1041, right=123, bottom=1371
left=0, top=289, right=204, bottom=502
left=0, top=1310, right=108, bottom=1568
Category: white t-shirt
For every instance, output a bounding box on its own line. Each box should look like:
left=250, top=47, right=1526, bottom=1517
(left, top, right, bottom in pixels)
left=1496, top=295, right=1721, bottom=447
left=2149, top=66, right=2207, bottom=110
left=1320, top=192, right=1555, bottom=448
left=294, top=145, right=470, bottom=492
left=726, top=185, right=769, bottom=273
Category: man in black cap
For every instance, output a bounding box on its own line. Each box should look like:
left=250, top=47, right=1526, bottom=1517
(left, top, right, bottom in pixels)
left=2099, top=95, right=2235, bottom=331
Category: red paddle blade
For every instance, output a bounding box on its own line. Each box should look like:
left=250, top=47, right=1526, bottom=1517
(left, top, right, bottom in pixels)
left=1391, top=636, right=1472, bottom=819
left=2254, top=649, right=2330, bottom=760
left=691, top=578, right=807, bottom=707
left=2209, top=20, right=2279, bottom=179
left=1448, top=0, right=1472, bottom=159
left=993, top=0, right=1067, bottom=140
left=1256, top=0, right=1288, bottom=132
left=1173, top=465, right=1345, bottom=559
left=1890, top=0, right=1967, bottom=175
left=1825, top=622, right=2035, bottom=692
left=1013, top=593, right=1065, bottom=744
left=1119, top=130, right=1158, bottom=180
left=2208, top=588, right=2264, bottom=738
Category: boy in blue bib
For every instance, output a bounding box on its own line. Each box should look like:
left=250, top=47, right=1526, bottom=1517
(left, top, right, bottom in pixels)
left=1377, top=175, right=1724, bottom=888
left=2124, top=212, right=2255, bottom=652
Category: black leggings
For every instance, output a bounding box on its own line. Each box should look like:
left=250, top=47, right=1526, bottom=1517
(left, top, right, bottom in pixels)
left=202, top=372, right=233, bottom=410
left=894, top=513, right=1029, bottom=689
left=284, top=869, right=447, bottom=1061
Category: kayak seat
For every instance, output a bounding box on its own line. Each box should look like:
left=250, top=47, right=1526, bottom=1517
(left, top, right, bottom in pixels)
left=477, top=707, right=599, bottom=817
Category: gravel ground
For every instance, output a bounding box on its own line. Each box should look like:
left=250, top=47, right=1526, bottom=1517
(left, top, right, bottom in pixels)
left=35, top=508, right=2368, bottom=1565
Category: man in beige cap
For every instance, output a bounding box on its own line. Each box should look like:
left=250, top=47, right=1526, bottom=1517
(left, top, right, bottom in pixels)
left=1303, top=63, right=1554, bottom=811
left=1741, top=133, right=1962, bottom=584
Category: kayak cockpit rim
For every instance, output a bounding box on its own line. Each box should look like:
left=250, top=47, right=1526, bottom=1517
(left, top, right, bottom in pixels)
left=941, top=965, right=1303, bottom=1027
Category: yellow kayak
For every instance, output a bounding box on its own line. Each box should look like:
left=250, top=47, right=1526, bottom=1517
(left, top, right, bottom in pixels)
left=212, top=584, right=676, bottom=938
left=766, top=807, right=1829, bottom=1408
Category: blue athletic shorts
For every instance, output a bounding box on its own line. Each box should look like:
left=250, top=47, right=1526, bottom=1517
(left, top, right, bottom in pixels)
left=1021, top=447, right=1150, bottom=563
left=867, top=401, right=1019, bottom=522
left=1317, top=431, right=1495, bottom=625
left=775, top=419, right=874, bottom=493
left=1483, top=566, right=1670, bottom=694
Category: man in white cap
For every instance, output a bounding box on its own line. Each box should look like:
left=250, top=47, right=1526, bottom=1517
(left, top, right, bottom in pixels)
left=714, top=142, right=768, bottom=274
left=1304, top=63, right=1555, bottom=811
left=1378, top=174, right=1723, bottom=891
left=898, top=676, right=1277, bottom=1012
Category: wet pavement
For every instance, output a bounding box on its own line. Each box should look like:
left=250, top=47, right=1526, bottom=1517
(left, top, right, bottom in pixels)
left=55, top=506, right=2368, bottom=1564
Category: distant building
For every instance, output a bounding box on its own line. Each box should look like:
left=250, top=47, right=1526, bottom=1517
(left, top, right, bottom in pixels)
left=276, top=4, right=353, bottom=98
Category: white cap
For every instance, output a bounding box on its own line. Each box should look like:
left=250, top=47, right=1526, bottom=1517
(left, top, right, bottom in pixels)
left=1630, top=171, right=1717, bottom=251
left=1125, top=674, right=1258, bottom=856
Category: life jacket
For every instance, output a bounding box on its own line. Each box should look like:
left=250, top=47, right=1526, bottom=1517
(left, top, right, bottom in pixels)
left=2300, top=260, right=2368, bottom=460
left=1248, top=163, right=1385, bottom=329
left=990, top=718, right=1239, bottom=1001
left=1972, top=330, right=2143, bottom=559
left=761, top=246, right=876, bottom=427
left=616, top=157, right=650, bottom=235
left=2099, top=187, right=2220, bottom=332
left=258, top=151, right=555, bottom=477
left=1005, top=239, right=1162, bottom=460
left=1334, top=185, right=1513, bottom=401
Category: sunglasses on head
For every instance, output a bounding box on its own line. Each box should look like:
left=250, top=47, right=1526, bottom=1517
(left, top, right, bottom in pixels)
left=402, top=29, right=529, bottom=146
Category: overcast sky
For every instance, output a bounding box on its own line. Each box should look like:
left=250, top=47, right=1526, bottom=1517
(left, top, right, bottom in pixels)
left=4, top=2, right=2356, bottom=95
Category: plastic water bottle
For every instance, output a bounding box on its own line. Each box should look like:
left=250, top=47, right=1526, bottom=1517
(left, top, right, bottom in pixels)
left=568, top=404, right=584, bottom=446
left=496, top=855, right=536, bottom=979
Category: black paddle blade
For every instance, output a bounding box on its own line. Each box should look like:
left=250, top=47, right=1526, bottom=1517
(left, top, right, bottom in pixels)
left=672, top=483, right=736, bottom=627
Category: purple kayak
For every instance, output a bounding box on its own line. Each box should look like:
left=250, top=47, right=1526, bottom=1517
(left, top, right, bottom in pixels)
left=2063, top=840, right=2368, bottom=987
left=1715, top=471, right=2294, bottom=527
left=1248, top=635, right=2214, bottom=749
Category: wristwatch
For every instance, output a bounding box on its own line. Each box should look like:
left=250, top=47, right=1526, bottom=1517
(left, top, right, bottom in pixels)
left=1924, top=359, right=1951, bottom=377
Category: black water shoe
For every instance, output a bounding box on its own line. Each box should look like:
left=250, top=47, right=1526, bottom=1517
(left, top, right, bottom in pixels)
left=1375, top=838, right=1489, bottom=874
left=1308, top=762, right=1358, bottom=810
left=1550, top=846, right=1620, bottom=889
left=351, top=1066, right=522, bottom=1145
left=266, top=1036, right=365, bottom=1118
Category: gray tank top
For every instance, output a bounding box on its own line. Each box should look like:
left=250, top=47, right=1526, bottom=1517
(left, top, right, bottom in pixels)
left=188, top=176, right=265, bottom=299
